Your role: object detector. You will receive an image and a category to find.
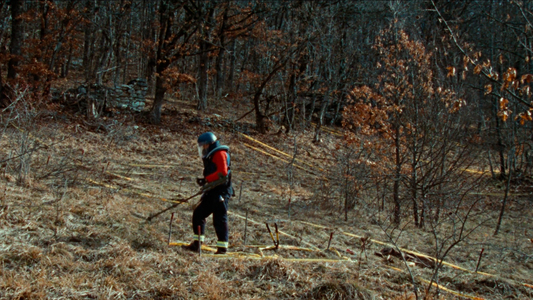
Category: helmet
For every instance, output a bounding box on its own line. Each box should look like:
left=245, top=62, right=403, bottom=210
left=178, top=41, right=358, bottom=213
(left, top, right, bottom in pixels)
left=197, top=132, right=217, bottom=158
left=197, top=132, right=217, bottom=145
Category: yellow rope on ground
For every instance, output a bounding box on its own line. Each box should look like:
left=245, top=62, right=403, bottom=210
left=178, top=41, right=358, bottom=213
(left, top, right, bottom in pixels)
left=105, top=171, right=134, bottom=181
left=260, top=245, right=317, bottom=252
left=418, top=277, right=486, bottom=300
left=229, top=212, right=321, bottom=251
left=85, top=178, right=119, bottom=189
left=84, top=177, right=519, bottom=299
left=85, top=178, right=188, bottom=205
left=258, top=245, right=319, bottom=257
left=243, top=143, right=317, bottom=174
left=169, top=241, right=351, bottom=262
left=308, top=121, right=344, bottom=137
left=86, top=165, right=531, bottom=296
left=298, top=220, right=533, bottom=291
left=381, top=265, right=486, bottom=300
left=169, top=241, right=482, bottom=299
left=129, top=164, right=172, bottom=168
left=240, top=133, right=325, bottom=172
left=168, top=242, right=218, bottom=252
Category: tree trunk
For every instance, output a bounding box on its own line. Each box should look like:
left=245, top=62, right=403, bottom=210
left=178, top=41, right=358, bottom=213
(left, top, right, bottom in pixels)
left=197, top=38, right=209, bottom=110
left=393, top=123, right=401, bottom=226
left=308, top=94, right=316, bottom=123
left=197, top=5, right=214, bottom=110
left=496, top=115, right=506, bottom=178
left=215, top=46, right=225, bottom=98
left=61, top=46, right=73, bottom=78
left=345, top=159, right=350, bottom=221
left=227, top=39, right=236, bottom=92
left=314, top=92, right=330, bottom=143
left=151, top=75, right=166, bottom=124
left=149, top=0, right=170, bottom=123
left=285, top=70, right=297, bottom=133
left=8, top=0, right=23, bottom=79
left=215, top=7, right=228, bottom=97
left=412, top=156, right=419, bottom=227
left=253, top=90, right=267, bottom=133
left=331, top=92, right=343, bottom=125
left=494, top=154, right=513, bottom=236
left=0, top=63, right=5, bottom=107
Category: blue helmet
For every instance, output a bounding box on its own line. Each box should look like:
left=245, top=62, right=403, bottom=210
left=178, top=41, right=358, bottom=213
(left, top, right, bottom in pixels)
left=198, top=132, right=217, bottom=146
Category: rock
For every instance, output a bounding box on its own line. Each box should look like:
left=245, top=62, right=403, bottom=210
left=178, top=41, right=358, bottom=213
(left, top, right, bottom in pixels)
left=57, top=78, right=148, bottom=115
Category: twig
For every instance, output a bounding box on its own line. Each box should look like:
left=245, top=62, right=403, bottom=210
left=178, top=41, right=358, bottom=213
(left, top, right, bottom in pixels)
left=274, top=223, right=280, bottom=249
left=475, top=248, right=485, bottom=273
left=327, top=232, right=334, bottom=250
left=244, top=208, right=249, bottom=245
left=198, top=225, right=202, bottom=256
left=168, top=213, right=175, bottom=245
left=238, top=181, right=243, bottom=203
left=178, top=178, right=184, bottom=194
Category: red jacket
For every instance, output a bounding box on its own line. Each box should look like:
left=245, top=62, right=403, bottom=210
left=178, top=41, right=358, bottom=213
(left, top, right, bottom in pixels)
left=205, top=150, right=229, bottom=183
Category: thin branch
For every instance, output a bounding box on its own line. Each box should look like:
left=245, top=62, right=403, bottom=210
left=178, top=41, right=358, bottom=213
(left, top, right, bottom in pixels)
left=430, top=0, right=533, bottom=109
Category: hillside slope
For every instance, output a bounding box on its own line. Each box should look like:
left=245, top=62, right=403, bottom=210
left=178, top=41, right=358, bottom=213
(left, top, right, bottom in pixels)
left=1, top=99, right=532, bottom=300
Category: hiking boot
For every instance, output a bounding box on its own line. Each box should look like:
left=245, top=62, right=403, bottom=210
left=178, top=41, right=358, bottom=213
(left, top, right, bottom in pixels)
left=215, top=247, right=227, bottom=255
left=182, top=241, right=199, bottom=252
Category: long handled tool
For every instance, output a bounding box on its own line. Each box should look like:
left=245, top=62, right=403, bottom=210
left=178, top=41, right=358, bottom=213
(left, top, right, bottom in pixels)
left=265, top=223, right=280, bottom=249
left=146, top=192, right=201, bottom=221
left=146, top=174, right=229, bottom=222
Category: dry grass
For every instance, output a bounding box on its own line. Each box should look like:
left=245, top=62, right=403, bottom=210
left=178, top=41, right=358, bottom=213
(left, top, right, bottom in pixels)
left=0, top=95, right=532, bottom=299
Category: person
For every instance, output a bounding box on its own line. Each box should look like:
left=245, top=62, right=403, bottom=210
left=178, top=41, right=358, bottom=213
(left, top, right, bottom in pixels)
left=183, top=132, right=233, bottom=254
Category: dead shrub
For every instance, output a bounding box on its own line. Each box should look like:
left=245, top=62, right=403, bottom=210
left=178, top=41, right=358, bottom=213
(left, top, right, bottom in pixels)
left=148, top=285, right=188, bottom=300
left=302, top=280, right=375, bottom=300
left=192, top=271, right=230, bottom=300
left=1, top=245, right=42, bottom=268
left=247, top=258, right=298, bottom=281
left=130, top=232, right=164, bottom=252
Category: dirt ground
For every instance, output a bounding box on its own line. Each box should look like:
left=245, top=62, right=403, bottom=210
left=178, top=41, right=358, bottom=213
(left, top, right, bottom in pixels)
left=1, top=97, right=532, bottom=300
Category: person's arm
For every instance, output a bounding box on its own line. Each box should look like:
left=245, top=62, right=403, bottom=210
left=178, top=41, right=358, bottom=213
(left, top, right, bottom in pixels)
left=205, top=151, right=228, bottom=182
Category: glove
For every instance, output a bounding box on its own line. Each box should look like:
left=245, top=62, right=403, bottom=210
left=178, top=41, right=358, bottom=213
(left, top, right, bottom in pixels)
left=196, top=178, right=206, bottom=186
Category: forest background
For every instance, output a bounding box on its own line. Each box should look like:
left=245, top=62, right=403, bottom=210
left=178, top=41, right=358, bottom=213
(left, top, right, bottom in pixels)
left=1, top=0, right=533, bottom=299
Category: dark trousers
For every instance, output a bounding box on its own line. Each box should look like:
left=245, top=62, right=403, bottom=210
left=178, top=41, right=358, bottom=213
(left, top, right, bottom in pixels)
left=192, top=192, right=229, bottom=242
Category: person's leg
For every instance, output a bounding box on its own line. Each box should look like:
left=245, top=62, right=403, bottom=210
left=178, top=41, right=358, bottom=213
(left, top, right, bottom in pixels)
left=213, top=194, right=229, bottom=254
left=183, top=194, right=214, bottom=251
